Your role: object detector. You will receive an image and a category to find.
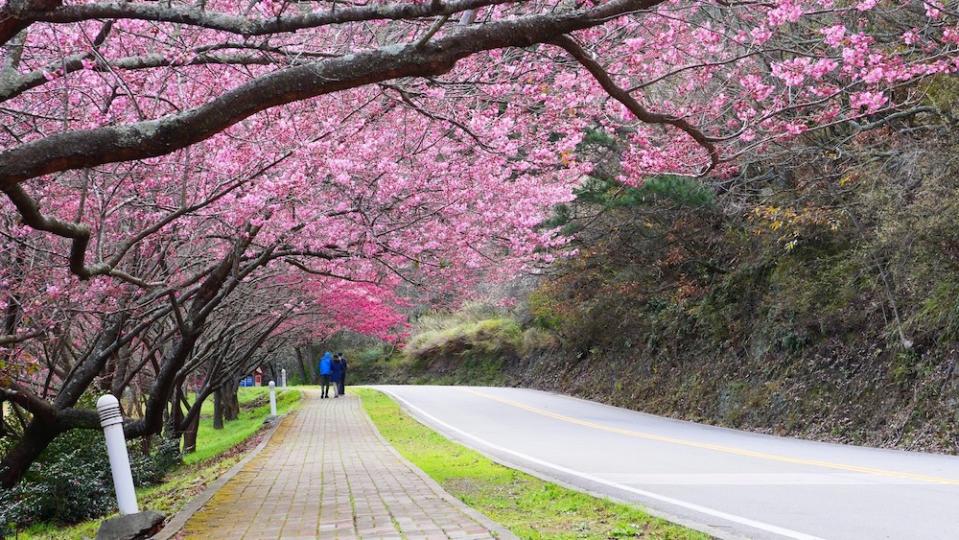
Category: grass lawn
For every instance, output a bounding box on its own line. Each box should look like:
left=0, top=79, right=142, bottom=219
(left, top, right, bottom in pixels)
left=18, top=387, right=302, bottom=539
left=354, top=388, right=707, bottom=540
left=186, top=386, right=301, bottom=464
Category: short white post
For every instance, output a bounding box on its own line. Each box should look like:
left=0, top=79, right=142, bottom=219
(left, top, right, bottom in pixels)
left=281, top=368, right=287, bottom=388
left=96, top=395, right=139, bottom=515
left=268, top=381, right=277, bottom=416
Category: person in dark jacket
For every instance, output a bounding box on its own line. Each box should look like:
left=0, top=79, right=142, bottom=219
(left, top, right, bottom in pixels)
left=336, top=353, right=348, bottom=397
left=331, top=354, right=345, bottom=398
left=318, top=351, right=333, bottom=398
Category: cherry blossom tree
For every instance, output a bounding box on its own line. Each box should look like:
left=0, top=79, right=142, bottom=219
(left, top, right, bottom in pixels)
left=2, top=0, right=959, bottom=487
left=0, top=90, right=566, bottom=483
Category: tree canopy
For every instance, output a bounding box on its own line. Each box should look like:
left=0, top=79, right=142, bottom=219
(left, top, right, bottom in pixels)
left=2, top=0, right=958, bottom=486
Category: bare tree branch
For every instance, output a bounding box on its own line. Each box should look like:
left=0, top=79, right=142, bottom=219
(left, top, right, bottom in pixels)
left=2, top=185, right=156, bottom=286
left=0, top=0, right=664, bottom=189
left=0, top=331, right=43, bottom=346
left=0, top=0, right=514, bottom=46
left=549, top=34, right=720, bottom=174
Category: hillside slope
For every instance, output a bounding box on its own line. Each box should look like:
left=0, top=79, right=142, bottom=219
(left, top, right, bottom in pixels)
left=358, top=115, right=959, bottom=453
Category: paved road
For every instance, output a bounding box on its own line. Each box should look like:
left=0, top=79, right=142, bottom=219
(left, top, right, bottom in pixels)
left=374, top=385, right=959, bottom=540
left=180, top=392, right=512, bottom=540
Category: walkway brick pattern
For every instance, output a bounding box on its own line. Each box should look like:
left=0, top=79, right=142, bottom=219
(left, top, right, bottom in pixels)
left=182, top=393, right=504, bottom=539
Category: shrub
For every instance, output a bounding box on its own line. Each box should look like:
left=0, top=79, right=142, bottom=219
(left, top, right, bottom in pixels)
left=528, top=289, right=564, bottom=330
left=0, top=428, right=180, bottom=532
left=131, top=437, right=181, bottom=485
left=347, top=344, right=403, bottom=384
left=520, top=327, right=559, bottom=355
left=0, top=429, right=114, bottom=530
left=404, top=317, right=522, bottom=362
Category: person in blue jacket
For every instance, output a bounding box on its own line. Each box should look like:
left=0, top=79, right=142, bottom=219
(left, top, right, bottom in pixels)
left=318, top=351, right=333, bottom=398
left=331, top=354, right=345, bottom=398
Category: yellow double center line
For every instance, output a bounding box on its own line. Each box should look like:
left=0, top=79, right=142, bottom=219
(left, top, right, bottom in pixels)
left=465, top=388, right=959, bottom=486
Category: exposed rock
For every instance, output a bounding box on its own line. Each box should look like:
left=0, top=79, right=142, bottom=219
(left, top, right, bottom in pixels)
left=95, top=510, right=165, bottom=540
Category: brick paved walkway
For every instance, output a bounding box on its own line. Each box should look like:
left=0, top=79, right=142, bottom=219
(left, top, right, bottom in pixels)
left=181, top=392, right=508, bottom=540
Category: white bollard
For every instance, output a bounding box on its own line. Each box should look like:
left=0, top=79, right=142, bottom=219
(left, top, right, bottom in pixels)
left=268, top=381, right=277, bottom=416
left=281, top=368, right=287, bottom=388
left=96, top=395, right=139, bottom=515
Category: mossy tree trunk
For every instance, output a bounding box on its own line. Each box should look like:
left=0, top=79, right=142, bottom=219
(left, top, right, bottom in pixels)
left=296, top=348, right=311, bottom=384
left=213, top=387, right=225, bottom=430
left=182, top=411, right=200, bottom=454
left=223, top=381, right=240, bottom=421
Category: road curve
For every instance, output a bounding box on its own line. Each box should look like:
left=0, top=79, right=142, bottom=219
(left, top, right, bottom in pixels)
left=372, top=385, right=959, bottom=540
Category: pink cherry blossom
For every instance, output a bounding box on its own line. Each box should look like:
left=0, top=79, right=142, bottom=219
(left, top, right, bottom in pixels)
left=849, top=91, right=888, bottom=113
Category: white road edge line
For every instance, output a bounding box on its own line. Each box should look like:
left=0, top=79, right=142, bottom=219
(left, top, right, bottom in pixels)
left=382, top=389, right=827, bottom=540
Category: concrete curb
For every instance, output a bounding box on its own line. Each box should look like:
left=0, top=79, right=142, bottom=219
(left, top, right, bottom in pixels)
left=355, top=392, right=520, bottom=540
left=152, top=407, right=294, bottom=540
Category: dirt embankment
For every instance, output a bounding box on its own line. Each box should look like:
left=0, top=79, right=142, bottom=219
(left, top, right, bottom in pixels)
left=363, top=341, right=959, bottom=455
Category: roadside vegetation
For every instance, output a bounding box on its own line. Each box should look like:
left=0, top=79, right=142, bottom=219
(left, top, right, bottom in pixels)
left=186, top=387, right=300, bottom=464
left=349, top=108, right=959, bottom=454
left=346, top=304, right=556, bottom=386
left=5, top=387, right=300, bottom=539
left=356, top=388, right=706, bottom=540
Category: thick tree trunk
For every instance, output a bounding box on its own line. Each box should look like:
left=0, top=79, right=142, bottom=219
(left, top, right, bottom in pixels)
left=126, top=241, right=249, bottom=441
left=267, top=363, right=277, bottom=385
left=110, top=343, right=131, bottom=398
left=162, top=385, right=184, bottom=453
left=181, top=412, right=199, bottom=454
left=213, top=387, right=224, bottom=430
left=295, top=348, right=309, bottom=385
left=0, top=420, right=61, bottom=488
left=224, top=381, right=240, bottom=421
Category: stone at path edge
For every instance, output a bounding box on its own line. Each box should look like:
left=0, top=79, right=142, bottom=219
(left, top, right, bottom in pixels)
left=95, top=510, right=165, bottom=540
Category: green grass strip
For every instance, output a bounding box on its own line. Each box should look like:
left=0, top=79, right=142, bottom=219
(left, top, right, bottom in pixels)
left=185, top=387, right=301, bottom=464
left=354, top=388, right=707, bottom=540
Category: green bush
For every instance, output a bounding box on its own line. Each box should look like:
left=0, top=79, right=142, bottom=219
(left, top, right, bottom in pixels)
left=0, top=428, right=180, bottom=532
left=0, top=430, right=114, bottom=530
left=131, top=437, right=181, bottom=485
left=404, top=316, right=522, bottom=361
left=568, top=174, right=714, bottom=211
left=520, top=327, right=558, bottom=354
left=528, top=289, right=564, bottom=330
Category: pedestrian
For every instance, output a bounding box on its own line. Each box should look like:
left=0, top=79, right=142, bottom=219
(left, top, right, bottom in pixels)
left=331, top=354, right=344, bottom=398
left=337, top=353, right=348, bottom=397
left=318, top=351, right=333, bottom=398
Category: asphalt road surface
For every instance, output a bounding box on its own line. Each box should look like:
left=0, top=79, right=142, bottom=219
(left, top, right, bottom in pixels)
left=373, top=385, right=959, bottom=540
